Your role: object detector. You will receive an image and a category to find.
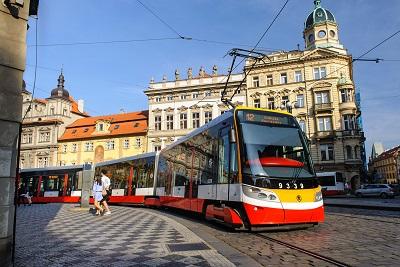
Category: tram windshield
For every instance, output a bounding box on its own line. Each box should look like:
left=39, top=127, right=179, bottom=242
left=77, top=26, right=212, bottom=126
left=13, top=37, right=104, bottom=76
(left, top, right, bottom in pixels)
left=236, top=110, right=315, bottom=188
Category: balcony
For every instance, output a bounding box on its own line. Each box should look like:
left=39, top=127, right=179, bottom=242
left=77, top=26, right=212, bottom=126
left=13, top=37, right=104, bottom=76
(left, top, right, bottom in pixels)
left=314, top=102, right=333, bottom=113
left=341, top=129, right=365, bottom=140
left=339, top=101, right=356, bottom=111
left=315, top=130, right=335, bottom=139
left=344, top=158, right=364, bottom=166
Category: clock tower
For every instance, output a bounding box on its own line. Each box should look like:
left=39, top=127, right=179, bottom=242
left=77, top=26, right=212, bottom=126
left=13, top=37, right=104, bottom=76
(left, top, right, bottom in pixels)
left=303, top=0, right=346, bottom=54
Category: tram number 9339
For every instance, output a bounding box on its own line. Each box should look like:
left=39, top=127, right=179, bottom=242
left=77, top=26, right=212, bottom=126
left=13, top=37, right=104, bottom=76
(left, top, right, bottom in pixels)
left=278, top=182, right=304, bottom=189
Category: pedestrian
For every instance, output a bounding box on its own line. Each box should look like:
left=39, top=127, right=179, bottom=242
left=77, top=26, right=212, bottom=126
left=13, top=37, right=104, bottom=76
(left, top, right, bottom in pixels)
left=100, top=169, right=111, bottom=215
left=18, top=185, right=32, bottom=206
left=92, top=176, right=104, bottom=215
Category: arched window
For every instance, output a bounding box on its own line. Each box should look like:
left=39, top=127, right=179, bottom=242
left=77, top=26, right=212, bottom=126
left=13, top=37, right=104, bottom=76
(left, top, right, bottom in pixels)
left=354, top=145, right=359, bottom=159
left=346, top=145, right=353, bottom=159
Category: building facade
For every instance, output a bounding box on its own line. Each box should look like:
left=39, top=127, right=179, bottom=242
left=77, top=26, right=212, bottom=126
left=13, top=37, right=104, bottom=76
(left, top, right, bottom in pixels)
left=368, top=146, right=400, bottom=184
left=144, top=66, right=245, bottom=152
left=58, top=111, right=148, bottom=166
left=20, top=73, right=88, bottom=168
left=245, top=0, right=365, bottom=188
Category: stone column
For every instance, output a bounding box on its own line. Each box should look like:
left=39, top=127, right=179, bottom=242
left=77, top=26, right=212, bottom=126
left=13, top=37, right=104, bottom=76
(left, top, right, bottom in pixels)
left=80, top=169, right=94, bottom=208
left=0, top=2, right=31, bottom=266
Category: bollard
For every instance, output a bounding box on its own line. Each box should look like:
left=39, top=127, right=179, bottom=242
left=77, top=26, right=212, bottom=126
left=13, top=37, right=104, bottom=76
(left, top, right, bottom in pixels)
left=80, top=167, right=94, bottom=209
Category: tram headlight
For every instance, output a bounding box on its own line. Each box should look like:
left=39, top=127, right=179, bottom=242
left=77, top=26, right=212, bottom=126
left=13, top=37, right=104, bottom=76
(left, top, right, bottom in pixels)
left=243, top=185, right=280, bottom=202
left=315, top=191, right=323, bottom=202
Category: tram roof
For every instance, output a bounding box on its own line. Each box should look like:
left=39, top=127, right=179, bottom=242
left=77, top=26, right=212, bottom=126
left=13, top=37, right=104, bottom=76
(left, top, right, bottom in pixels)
left=160, top=106, right=292, bottom=152
left=95, top=152, right=157, bottom=167
left=162, top=109, right=234, bottom=151
left=20, top=164, right=85, bottom=175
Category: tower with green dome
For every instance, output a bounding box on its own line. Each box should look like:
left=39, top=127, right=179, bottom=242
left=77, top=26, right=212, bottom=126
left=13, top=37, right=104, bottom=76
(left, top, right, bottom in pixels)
left=303, top=0, right=346, bottom=54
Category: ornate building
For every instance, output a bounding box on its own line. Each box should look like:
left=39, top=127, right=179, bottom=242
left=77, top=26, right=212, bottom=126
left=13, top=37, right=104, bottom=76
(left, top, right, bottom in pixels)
left=245, top=0, right=365, bottom=188
left=368, top=146, right=400, bottom=184
left=144, top=66, right=245, bottom=152
left=20, top=73, right=88, bottom=168
left=57, top=111, right=148, bottom=166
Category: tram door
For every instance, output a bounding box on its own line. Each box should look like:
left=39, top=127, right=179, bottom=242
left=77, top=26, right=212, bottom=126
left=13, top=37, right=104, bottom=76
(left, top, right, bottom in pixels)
left=217, top=127, right=230, bottom=201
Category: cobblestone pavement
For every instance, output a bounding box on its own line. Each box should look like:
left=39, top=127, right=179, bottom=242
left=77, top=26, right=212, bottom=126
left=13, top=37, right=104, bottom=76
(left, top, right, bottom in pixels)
left=15, top=204, right=236, bottom=267
left=187, top=206, right=400, bottom=267
left=15, top=204, right=400, bottom=267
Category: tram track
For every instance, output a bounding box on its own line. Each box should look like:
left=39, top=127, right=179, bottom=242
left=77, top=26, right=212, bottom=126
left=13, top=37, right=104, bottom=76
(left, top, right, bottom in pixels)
left=253, top=233, right=351, bottom=267
left=328, top=212, right=400, bottom=225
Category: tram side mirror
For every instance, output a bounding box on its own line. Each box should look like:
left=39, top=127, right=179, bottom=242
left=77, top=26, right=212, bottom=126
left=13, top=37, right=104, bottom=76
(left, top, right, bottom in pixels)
left=230, top=128, right=236, bottom=143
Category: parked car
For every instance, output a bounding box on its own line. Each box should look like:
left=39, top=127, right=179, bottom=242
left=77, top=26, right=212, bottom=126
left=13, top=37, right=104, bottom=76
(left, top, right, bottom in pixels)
left=388, top=184, right=400, bottom=196
left=355, top=184, right=396, bottom=199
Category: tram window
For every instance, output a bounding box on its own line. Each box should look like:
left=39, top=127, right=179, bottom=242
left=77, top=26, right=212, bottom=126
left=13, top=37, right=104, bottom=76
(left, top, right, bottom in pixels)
left=137, top=169, right=147, bottom=188
left=230, top=144, right=238, bottom=183
left=218, top=133, right=230, bottom=184
left=131, top=168, right=138, bottom=194
left=175, top=174, right=186, bottom=186
left=147, top=168, right=154, bottom=188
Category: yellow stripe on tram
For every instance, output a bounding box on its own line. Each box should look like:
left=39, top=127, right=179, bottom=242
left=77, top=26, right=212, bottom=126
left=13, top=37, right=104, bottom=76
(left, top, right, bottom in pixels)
left=273, top=187, right=321, bottom=203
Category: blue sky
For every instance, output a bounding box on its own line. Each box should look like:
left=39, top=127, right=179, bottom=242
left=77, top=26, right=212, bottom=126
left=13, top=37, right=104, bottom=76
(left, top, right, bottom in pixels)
left=24, top=0, right=400, bottom=156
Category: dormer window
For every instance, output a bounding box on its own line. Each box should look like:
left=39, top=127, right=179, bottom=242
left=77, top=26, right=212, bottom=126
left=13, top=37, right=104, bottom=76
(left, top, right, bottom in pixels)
left=96, top=123, right=104, bottom=132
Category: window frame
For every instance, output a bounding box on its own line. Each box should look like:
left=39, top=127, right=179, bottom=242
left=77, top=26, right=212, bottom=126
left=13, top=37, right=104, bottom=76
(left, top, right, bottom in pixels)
left=295, top=70, right=303, bottom=82
left=192, top=112, right=200, bottom=128
left=180, top=113, right=187, bottom=129
left=320, top=144, right=334, bottom=161
left=154, top=115, right=162, bottom=131
left=266, top=75, right=273, bottom=86
left=252, top=76, right=260, bottom=88
left=280, top=72, right=288, bottom=84
left=318, top=117, right=332, bottom=131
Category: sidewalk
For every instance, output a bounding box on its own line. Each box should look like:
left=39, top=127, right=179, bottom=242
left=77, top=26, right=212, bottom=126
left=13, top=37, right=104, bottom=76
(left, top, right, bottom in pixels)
left=15, top=204, right=259, bottom=267
left=323, top=196, right=400, bottom=211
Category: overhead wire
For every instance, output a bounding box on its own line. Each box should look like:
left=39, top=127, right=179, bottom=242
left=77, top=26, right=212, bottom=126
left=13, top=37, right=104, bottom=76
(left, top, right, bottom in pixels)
left=136, top=0, right=185, bottom=39
left=28, top=37, right=181, bottom=47
left=222, top=0, right=290, bottom=105
left=117, top=26, right=400, bottom=129
left=144, top=0, right=291, bottom=129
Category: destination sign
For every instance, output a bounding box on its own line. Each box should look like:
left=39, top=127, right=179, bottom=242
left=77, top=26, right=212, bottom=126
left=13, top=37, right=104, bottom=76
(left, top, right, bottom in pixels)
left=240, top=110, right=294, bottom=126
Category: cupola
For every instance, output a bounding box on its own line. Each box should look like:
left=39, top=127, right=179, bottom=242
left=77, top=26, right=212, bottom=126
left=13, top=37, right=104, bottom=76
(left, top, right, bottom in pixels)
left=50, top=70, right=70, bottom=99
left=303, top=0, right=346, bottom=54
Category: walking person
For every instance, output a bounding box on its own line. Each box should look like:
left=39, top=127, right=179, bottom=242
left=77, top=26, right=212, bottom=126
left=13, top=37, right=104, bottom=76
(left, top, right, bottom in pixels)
left=92, top=176, right=104, bottom=215
left=100, top=169, right=112, bottom=215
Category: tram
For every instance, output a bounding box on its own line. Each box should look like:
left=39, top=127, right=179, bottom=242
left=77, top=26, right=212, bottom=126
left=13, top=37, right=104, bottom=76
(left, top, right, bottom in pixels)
left=19, top=165, right=86, bottom=203
left=93, top=152, right=157, bottom=204
left=147, top=106, right=324, bottom=229
left=316, top=172, right=345, bottom=196
left=19, top=106, right=324, bottom=229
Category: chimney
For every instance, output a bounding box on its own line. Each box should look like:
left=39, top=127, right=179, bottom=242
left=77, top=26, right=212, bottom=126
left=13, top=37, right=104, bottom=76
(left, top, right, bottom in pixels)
left=78, top=99, right=84, bottom=113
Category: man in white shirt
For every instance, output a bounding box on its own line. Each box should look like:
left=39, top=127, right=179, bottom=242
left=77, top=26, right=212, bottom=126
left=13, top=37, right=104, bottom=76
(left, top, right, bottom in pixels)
left=100, top=169, right=111, bottom=215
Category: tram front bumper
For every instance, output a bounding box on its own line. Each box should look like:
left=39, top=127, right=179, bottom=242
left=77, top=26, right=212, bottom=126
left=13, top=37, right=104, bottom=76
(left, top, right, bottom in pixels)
left=243, top=202, right=324, bottom=226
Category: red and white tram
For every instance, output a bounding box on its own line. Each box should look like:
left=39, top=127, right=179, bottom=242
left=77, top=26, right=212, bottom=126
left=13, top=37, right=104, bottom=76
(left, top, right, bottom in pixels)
left=148, top=107, right=324, bottom=229
left=19, top=165, right=86, bottom=203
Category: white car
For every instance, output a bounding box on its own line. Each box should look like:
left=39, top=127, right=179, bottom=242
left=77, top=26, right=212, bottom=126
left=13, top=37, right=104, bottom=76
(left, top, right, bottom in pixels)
left=355, top=184, right=395, bottom=199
